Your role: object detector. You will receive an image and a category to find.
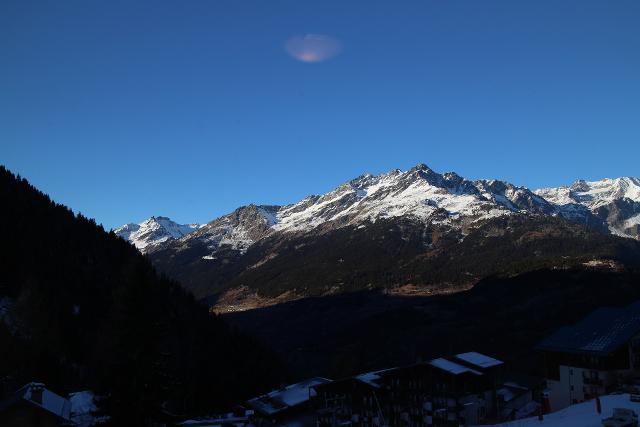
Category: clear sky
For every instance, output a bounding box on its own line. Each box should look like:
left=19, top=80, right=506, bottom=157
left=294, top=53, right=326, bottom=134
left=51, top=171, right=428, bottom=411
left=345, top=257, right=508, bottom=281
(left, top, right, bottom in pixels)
left=1, top=0, right=639, bottom=229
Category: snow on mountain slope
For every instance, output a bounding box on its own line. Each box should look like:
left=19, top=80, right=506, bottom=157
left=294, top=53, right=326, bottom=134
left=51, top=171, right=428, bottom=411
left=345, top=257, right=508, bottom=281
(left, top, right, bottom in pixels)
left=123, top=167, right=640, bottom=257
left=271, top=164, right=547, bottom=233
left=179, top=205, right=279, bottom=257
left=536, top=177, right=640, bottom=238
left=536, top=177, right=640, bottom=209
left=156, top=164, right=558, bottom=258
left=114, top=216, right=202, bottom=252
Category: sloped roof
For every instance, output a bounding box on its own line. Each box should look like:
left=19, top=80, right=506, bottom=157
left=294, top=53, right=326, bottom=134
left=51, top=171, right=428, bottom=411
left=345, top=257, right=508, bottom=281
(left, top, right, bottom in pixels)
left=430, top=358, right=482, bottom=376
left=536, top=302, right=640, bottom=356
left=455, top=352, right=504, bottom=369
left=0, top=383, right=71, bottom=421
left=356, top=367, right=398, bottom=388
left=246, top=377, right=331, bottom=416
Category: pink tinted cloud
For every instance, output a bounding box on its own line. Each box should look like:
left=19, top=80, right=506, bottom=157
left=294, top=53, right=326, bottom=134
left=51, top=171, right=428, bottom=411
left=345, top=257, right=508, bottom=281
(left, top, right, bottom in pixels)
left=285, top=34, right=342, bottom=63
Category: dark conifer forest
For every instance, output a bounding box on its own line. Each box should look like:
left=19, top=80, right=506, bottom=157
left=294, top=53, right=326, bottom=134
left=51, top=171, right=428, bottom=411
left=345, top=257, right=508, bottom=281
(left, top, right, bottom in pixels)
left=0, top=166, right=283, bottom=424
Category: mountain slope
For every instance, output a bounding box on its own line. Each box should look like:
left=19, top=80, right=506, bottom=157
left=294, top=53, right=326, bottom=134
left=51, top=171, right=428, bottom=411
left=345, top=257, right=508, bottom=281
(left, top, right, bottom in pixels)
left=225, top=267, right=640, bottom=380
left=153, top=213, right=640, bottom=306
left=536, top=177, right=640, bottom=238
left=141, top=166, right=640, bottom=262
left=0, top=166, right=282, bottom=424
left=114, top=216, right=201, bottom=252
left=144, top=165, right=640, bottom=309
left=147, top=164, right=563, bottom=257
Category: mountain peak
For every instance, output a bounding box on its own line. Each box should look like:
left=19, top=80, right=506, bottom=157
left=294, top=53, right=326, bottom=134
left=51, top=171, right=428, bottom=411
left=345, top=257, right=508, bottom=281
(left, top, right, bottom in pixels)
left=570, top=179, right=589, bottom=192
left=411, top=163, right=432, bottom=171
left=408, top=163, right=435, bottom=175
left=114, top=216, right=201, bottom=252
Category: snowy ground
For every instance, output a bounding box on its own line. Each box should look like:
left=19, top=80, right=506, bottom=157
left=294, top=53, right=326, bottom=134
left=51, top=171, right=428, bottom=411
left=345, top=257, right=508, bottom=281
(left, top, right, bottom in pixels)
left=477, top=393, right=640, bottom=427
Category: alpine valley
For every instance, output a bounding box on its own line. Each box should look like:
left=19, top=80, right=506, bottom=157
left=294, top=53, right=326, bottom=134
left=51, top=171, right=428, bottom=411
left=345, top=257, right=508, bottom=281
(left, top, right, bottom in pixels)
left=116, top=164, right=640, bottom=313
left=113, top=164, right=640, bottom=379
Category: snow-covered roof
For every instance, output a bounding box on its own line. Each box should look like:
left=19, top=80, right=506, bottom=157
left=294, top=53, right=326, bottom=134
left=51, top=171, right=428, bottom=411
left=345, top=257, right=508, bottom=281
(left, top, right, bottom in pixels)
left=497, top=382, right=529, bottom=403
left=356, top=371, right=383, bottom=388
left=536, top=301, right=640, bottom=356
left=355, top=368, right=397, bottom=388
left=497, top=387, right=517, bottom=402
left=23, top=383, right=71, bottom=420
left=455, top=351, right=504, bottom=369
left=246, top=377, right=331, bottom=416
left=430, top=358, right=482, bottom=376
left=0, top=383, right=72, bottom=421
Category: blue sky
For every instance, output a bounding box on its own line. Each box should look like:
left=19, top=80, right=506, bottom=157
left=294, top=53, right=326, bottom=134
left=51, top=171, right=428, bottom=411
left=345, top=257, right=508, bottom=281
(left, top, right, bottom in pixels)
left=1, top=0, right=639, bottom=229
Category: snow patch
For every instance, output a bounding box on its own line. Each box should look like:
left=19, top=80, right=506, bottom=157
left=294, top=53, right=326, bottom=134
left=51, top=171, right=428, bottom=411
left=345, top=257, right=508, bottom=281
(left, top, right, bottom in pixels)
left=477, top=393, right=640, bottom=427
left=114, top=216, right=201, bottom=252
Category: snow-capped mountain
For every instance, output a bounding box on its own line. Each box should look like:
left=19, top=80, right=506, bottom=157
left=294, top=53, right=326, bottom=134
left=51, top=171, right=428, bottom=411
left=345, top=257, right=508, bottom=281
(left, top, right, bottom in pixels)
left=129, top=166, right=640, bottom=259
left=536, top=177, right=640, bottom=238
left=269, top=164, right=560, bottom=232
left=114, top=216, right=202, bottom=252
left=180, top=205, right=279, bottom=256
left=155, top=164, right=559, bottom=258
left=140, top=164, right=640, bottom=306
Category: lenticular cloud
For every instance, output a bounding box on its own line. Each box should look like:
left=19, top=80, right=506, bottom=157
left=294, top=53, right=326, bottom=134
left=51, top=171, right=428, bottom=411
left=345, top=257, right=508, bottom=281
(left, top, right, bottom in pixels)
left=285, top=34, right=342, bottom=63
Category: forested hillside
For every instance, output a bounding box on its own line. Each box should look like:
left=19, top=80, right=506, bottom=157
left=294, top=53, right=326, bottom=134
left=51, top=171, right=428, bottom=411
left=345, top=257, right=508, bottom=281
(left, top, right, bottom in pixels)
left=0, top=166, right=283, bottom=424
left=226, top=267, right=640, bottom=380
left=152, top=213, right=640, bottom=304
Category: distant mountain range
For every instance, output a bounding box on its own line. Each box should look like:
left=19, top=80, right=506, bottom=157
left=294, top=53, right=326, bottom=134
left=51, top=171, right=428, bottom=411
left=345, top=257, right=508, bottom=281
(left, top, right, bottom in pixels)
left=116, top=165, right=640, bottom=253
left=536, top=177, right=640, bottom=238
left=4, top=163, right=640, bottom=385
left=115, top=165, right=640, bottom=309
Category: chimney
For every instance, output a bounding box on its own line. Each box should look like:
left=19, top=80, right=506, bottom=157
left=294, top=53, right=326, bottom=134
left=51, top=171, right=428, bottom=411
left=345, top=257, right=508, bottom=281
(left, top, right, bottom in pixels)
left=29, top=383, right=45, bottom=404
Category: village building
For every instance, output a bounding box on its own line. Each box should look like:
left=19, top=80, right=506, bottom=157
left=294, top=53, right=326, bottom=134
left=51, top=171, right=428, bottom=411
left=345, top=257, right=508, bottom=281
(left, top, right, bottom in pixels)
left=313, top=351, right=515, bottom=427
left=313, top=369, right=392, bottom=426
left=536, top=301, right=640, bottom=412
left=245, top=377, right=331, bottom=425
left=0, top=382, right=73, bottom=426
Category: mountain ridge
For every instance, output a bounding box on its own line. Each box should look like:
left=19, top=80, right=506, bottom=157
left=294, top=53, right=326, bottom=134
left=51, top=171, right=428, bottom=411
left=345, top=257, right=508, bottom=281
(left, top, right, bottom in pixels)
left=116, top=165, right=640, bottom=254
left=126, top=165, right=640, bottom=312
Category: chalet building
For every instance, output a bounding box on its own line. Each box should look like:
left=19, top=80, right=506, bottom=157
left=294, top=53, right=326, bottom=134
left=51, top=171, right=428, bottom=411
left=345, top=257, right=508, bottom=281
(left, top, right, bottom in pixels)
left=537, top=301, right=640, bottom=412
left=0, top=382, right=72, bottom=426
left=313, top=351, right=506, bottom=427
left=245, top=377, right=331, bottom=425
left=314, top=369, right=392, bottom=426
